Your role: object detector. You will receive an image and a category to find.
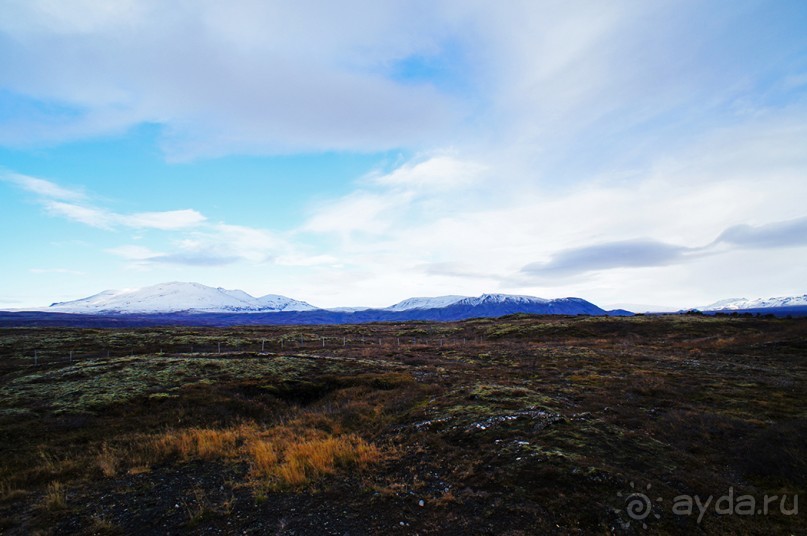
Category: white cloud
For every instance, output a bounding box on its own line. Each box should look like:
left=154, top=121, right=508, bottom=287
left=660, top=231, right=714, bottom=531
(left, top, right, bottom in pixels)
left=3, top=2, right=807, bottom=309
left=0, top=0, right=146, bottom=36
left=5, top=173, right=207, bottom=231
left=43, top=200, right=112, bottom=229
left=292, top=102, right=807, bottom=307
left=369, top=155, right=485, bottom=192
left=0, top=0, right=467, bottom=158
left=118, top=209, right=206, bottom=230
left=303, top=190, right=413, bottom=236
left=4, top=171, right=333, bottom=271
left=43, top=200, right=206, bottom=231
left=2, top=172, right=86, bottom=201
left=106, top=222, right=296, bottom=269
left=186, top=223, right=281, bottom=263
left=303, top=154, right=487, bottom=237
left=2, top=1, right=803, bottom=166
left=106, top=245, right=161, bottom=260
left=275, top=254, right=339, bottom=267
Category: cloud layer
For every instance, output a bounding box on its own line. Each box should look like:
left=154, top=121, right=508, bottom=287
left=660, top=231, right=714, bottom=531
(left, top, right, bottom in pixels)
left=4, top=173, right=205, bottom=230
left=0, top=0, right=472, bottom=158
left=2, top=1, right=807, bottom=308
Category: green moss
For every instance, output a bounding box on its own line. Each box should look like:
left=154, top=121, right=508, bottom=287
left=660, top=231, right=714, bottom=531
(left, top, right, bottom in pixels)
left=0, top=354, right=323, bottom=414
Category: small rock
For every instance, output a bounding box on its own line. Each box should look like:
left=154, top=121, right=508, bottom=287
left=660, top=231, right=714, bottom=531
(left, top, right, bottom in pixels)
left=418, top=499, right=425, bottom=507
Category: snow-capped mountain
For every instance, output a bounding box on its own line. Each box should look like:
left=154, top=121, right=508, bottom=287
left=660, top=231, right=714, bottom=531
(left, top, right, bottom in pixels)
left=700, top=295, right=807, bottom=311
left=385, top=295, right=468, bottom=311
left=47, top=282, right=318, bottom=314
left=384, top=293, right=605, bottom=315
left=440, top=294, right=606, bottom=317
left=456, top=294, right=550, bottom=307
left=33, top=283, right=619, bottom=323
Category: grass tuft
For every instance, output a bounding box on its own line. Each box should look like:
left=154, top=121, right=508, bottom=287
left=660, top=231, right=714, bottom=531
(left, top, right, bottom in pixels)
left=97, top=443, right=120, bottom=477
left=146, top=422, right=381, bottom=489
left=43, top=481, right=66, bottom=510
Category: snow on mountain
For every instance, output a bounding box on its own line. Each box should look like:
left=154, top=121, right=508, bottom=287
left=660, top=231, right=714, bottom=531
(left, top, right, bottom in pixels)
left=42, top=283, right=610, bottom=319
left=445, top=295, right=606, bottom=316
left=455, top=293, right=551, bottom=307
left=253, top=294, right=319, bottom=312
left=48, top=282, right=318, bottom=314
left=385, top=293, right=605, bottom=316
left=700, top=295, right=807, bottom=311
left=385, top=295, right=468, bottom=311
left=386, top=294, right=556, bottom=312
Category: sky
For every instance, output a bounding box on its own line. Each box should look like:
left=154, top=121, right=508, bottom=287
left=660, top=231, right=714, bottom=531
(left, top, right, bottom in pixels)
left=1, top=0, right=806, bottom=311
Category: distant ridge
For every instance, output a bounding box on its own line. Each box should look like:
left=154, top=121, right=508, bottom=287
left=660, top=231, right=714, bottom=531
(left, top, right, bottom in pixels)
left=47, top=282, right=317, bottom=314
left=1, top=282, right=624, bottom=326
left=384, top=295, right=468, bottom=311
left=700, top=294, right=807, bottom=311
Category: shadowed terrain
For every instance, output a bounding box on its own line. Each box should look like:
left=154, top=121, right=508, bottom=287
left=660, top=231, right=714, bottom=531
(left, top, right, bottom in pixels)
left=0, top=314, right=804, bottom=534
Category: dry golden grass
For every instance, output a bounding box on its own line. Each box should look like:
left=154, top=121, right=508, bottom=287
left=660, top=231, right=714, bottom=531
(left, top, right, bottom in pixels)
left=143, top=421, right=381, bottom=490
left=126, top=466, right=151, bottom=476
left=0, top=479, right=27, bottom=502
left=433, top=490, right=456, bottom=505
left=182, top=487, right=211, bottom=526
left=247, top=439, right=278, bottom=479
left=89, top=515, right=121, bottom=534
left=152, top=426, right=242, bottom=460
left=38, top=450, right=59, bottom=474
left=43, top=481, right=66, bottom=510
left=270, top=434, right=380, bottom=488
left=97, top=443, right=119, bottom=477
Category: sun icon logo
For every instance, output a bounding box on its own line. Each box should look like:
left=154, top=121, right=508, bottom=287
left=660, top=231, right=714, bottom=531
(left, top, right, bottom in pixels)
left=616, top=482, right=663, bottom=529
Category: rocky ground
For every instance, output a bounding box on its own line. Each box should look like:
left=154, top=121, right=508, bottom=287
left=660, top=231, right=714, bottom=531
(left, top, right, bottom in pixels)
left=0, top=314, right=805, bottom=534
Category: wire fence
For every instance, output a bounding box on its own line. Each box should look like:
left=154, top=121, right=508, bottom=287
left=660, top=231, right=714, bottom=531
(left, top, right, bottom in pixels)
left=17, top=335, right=482, bottom=367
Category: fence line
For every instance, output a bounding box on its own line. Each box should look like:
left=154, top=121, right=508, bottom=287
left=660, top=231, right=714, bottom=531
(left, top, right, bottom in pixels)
left=16, top=336, right=488, bottom=367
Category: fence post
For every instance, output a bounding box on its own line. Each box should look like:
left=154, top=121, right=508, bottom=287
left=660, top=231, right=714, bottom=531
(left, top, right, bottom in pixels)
left=69, top=350, right=73, bottom=363
left=343, top=337, right=346, bottom=347
left=322, top=337, right=325, bottom=347
left=34, top=350, right=38, bottom=366
left=218, top=342, right=221, bottom=354
left=261, top=339, right=266, bottom=352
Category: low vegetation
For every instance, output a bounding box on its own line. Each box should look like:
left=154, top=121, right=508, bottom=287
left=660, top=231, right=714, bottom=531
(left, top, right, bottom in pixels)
left=0, top=314, right=804, bottom=534
left=150, top=422, right=381, bottom=489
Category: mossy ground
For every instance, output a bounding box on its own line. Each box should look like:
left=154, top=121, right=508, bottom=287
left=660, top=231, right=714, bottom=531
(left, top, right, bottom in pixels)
left=0, top=314, right=805, bottom=534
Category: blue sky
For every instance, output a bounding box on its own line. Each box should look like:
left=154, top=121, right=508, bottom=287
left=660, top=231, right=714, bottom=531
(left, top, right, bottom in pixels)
left=1, top=0, right=806, bottom=310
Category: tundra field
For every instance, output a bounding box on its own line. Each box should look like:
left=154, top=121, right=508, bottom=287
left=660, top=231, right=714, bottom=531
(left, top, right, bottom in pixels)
left=0, top=314, right=805, bottom=535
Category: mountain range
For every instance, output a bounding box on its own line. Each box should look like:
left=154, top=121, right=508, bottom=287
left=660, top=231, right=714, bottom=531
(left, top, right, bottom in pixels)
left=42, top=282, right=618, bottom=320
left=47, top=282, right=318, bottom=314
left=700, top=295, right=807, bottom=311
left=2, top=282, right=804, bottom=327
